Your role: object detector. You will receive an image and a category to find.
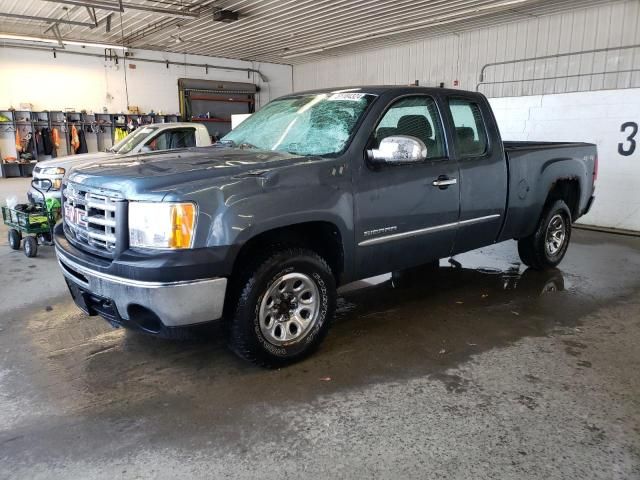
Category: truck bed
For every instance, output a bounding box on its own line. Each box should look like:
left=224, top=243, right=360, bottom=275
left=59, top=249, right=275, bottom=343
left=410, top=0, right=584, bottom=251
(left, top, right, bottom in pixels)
left=503, top=141, right=594, bottom=151
left=498, top=140, right=597, bottom=242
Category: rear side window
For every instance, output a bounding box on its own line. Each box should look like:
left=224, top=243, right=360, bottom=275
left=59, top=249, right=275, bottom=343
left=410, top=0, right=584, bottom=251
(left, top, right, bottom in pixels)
left=375, top=96, right=446, bottom=159
left=448, top=99, right=488, bottom=157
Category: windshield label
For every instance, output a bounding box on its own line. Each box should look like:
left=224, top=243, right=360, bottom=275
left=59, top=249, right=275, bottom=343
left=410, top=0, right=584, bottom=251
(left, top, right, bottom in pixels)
left=328, top=93, right=367, bottom=101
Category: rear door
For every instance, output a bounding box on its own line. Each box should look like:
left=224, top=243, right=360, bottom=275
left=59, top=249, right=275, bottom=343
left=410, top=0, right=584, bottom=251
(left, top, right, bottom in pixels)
left=444, top=95, right=507, bottom=254
left=354, top=94, right=460, bottom=278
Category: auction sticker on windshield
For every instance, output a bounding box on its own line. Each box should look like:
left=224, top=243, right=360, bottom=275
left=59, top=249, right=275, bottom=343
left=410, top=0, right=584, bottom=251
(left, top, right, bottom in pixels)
left=328, top=93, right=367, bottom=101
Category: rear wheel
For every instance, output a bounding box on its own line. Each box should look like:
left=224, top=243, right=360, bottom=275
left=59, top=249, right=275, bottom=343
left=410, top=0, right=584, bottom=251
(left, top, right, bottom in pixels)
left=8, top=229, right=21, bottom=250
left=518, top=200, right=571, bottom=270
left=228, top=247, right=336, bottom=368
left=24, top=236, right=38, bottom=258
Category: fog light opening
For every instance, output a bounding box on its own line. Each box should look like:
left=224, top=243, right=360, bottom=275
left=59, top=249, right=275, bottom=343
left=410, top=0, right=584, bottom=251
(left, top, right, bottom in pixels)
left=127, top=305, right=163, bottom=334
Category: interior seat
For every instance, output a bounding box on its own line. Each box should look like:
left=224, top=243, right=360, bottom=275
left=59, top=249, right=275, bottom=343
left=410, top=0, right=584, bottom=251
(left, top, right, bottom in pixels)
left=396, top=115, right=440, bottom=157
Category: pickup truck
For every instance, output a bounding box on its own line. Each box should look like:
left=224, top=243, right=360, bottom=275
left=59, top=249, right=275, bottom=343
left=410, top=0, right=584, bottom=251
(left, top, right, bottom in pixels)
left=28, top=122, right=211, bottom=202
left=53, top=86, right=597, bottom=367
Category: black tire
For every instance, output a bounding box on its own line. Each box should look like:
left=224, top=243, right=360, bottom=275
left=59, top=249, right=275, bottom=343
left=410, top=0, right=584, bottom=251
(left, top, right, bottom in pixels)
left=8, top=229, right=22, bottom=250
left=228, top=247, right=336, bottom=368
left=23, top=236, right=38, bottom=258
left=518, top=200, right=571, bottom=270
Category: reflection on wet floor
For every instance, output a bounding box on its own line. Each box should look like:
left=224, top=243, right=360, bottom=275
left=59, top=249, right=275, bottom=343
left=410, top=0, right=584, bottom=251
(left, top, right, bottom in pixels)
left=5, top=230, right=635, bottom=426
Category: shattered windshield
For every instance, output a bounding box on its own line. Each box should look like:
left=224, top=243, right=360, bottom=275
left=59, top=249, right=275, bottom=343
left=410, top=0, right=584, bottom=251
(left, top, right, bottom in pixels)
left=221, top=92, right=376, bottom=156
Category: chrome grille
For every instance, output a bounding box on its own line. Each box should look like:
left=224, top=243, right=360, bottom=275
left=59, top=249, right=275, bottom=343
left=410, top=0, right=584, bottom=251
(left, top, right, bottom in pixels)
left=63, top=183, right=119, bottom=255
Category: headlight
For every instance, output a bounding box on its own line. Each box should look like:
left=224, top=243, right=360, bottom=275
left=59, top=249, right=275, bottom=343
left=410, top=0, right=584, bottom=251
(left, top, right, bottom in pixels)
left=129, top=202, right=196, bottom=249
left=51, top=179, right=62, bottom=190
left=41, top=167, right=65, bottom=175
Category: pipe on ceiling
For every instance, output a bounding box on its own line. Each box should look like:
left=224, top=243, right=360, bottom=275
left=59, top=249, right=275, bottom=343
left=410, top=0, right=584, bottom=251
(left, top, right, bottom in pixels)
left=0, top=43, right=268, bottom=82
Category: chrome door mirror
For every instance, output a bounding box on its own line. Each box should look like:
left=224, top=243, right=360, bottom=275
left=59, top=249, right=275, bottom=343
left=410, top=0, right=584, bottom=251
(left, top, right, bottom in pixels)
left=367, top=135, right=427, bottom=165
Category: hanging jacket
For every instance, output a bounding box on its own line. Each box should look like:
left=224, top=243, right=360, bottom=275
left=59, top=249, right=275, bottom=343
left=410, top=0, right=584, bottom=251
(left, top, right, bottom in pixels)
left=41, top=127, right=54, bottom=155
left=15, top=129, right=22, bottom=153
left=35, top=129, right=45, bottom=155
left=70, top=124, right=80, bottom=153
left=52, top=127, right=60, bottom=148
left=114, top=127, right=128, bottom=143
left=77, top=128, right=88, bottom=154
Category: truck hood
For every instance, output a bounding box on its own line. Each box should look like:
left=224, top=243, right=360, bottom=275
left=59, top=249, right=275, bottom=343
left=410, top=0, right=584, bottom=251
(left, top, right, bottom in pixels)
left=66, top=146, right=318, bottom=198
left=35, top=152, right=114, bottom=173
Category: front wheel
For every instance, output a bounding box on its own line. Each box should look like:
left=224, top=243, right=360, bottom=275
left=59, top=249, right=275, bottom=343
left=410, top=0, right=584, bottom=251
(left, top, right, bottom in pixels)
left=518, top=200, right=572, bottom=270
left=228, top=248, right=336, bottom=368
left=23, top=236, right=38, bottom=258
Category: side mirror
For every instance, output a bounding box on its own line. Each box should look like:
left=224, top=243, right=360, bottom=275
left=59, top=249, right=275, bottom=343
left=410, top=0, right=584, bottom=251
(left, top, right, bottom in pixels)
left=367, top=135, right=427, bottom=165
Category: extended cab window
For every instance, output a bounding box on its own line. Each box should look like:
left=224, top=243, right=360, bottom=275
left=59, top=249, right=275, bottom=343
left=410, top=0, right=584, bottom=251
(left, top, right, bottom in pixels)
left=145, top=128, right=196, bottom=152
left=374, top=96, right=445, bottom=159
left=448, top=99, right=488, bottom=157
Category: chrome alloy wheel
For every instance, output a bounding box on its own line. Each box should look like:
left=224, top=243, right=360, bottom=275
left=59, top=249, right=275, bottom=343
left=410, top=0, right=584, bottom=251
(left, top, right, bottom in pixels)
left=259, top=272, right=320, bottom=346
left=545, top=213, right=566, bottom=256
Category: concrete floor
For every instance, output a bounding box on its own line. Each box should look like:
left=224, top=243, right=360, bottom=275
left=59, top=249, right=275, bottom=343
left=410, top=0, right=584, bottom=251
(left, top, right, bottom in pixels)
left=1, top=177, right=640, bottom=479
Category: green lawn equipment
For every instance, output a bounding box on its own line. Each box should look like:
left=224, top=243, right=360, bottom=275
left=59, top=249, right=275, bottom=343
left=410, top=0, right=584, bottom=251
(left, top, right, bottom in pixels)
left=2, top=179, right=61, bottom=257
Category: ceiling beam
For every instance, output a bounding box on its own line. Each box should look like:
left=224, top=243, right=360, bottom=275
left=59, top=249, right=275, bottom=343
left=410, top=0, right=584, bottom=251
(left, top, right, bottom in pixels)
left=0, top=11, right=97, bottom=27
left=39, top=0, right=201, bottom=18
left=46, top=23, right=66, bottom=48
left=121, top=1, right=212, bottom=44
left=86, top=6, right=98, bottom=27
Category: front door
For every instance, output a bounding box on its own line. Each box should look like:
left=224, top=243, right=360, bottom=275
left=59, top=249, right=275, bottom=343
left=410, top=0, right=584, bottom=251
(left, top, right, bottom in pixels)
left=354, top=95, right=460, bottom=278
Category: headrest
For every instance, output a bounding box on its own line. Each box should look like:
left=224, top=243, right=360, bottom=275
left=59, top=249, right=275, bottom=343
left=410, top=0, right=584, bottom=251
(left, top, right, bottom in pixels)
left=397, top=115, right=432, bottom=138
left=456, top=127, right=475, bottom=141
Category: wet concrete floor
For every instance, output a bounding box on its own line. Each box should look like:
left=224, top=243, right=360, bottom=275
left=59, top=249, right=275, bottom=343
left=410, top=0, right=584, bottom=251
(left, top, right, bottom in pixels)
left=0, top=223, right=639, bottom=479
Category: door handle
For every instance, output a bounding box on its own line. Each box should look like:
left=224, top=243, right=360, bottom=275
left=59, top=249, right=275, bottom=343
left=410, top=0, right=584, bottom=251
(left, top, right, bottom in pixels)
left=432, top=176, right=457, bottom=188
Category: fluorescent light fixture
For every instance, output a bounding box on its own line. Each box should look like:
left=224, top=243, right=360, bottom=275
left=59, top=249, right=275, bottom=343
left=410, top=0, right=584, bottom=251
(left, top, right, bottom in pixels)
left=0, top=33, right=127, bottom=50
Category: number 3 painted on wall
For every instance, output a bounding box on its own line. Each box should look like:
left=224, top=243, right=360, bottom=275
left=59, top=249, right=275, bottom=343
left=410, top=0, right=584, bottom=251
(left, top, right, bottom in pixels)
left=619, top=122, right=638, bottom=156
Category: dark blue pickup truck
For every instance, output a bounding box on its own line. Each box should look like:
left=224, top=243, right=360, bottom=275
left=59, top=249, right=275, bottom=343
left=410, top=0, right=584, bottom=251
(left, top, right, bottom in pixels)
left=53, top=86, right=597, bottom=366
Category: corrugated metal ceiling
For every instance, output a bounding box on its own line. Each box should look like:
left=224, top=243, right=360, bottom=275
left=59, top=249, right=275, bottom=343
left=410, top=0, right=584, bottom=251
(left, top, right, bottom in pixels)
left=0, top=0, right=618, bottom=64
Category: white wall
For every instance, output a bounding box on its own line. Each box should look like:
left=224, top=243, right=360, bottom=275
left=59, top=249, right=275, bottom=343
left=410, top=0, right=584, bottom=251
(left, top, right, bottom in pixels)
left=0, top=45, right=292, bottom=114
left=291, top=0, right=640, bottom=231
left=491, top=89, right=640, bottom=232
left=293, top=0, right=640, bottom=97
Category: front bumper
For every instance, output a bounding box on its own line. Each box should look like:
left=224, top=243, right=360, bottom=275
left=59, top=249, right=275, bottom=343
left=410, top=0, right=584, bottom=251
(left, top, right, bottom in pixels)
left=56, top=245, right=227, bottom=329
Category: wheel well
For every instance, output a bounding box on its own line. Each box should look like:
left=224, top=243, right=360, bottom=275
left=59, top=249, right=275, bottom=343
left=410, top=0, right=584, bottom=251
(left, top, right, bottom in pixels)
left=232, top=222, right=345, bottom=282
left=546, top=179, right=580, bottom=219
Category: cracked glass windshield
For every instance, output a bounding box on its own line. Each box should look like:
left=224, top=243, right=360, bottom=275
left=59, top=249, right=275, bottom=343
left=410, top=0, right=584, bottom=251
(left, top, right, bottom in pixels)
left=221, top=91, right=376, bottom=156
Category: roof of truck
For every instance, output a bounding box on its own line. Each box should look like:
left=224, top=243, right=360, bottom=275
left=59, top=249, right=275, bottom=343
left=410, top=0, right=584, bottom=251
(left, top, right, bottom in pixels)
left=146, top=122, right=207, bottom=129
left=285, top=85, right=483, bottom=98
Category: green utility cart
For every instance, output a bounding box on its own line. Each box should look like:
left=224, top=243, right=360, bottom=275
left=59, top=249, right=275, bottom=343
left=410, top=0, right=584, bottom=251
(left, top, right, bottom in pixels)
left=2, top=180, right=60, bottom=257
